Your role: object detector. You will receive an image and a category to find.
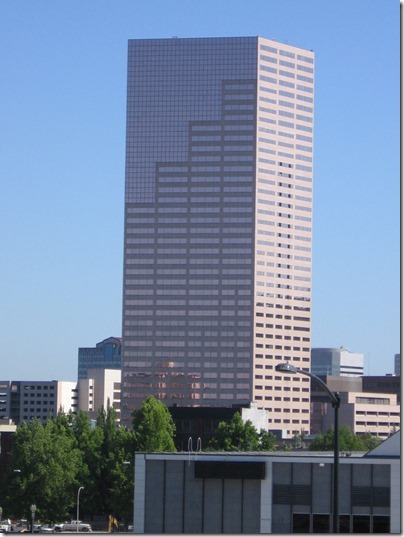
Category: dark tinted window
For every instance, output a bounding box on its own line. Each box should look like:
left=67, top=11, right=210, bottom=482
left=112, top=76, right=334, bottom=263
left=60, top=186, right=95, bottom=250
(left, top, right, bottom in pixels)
left=372, top=516, right=390, bottom=533
left=352, top=515, right=370, bottom=533
left=313, top=514, right=330, bottom=533
left=293, top=513, right=310, bottom=533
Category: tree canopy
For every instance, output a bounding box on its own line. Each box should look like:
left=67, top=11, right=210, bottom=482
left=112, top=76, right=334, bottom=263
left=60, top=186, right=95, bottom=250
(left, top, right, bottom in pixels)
left=310, top=426, right=381, bottom=451
left=3, top=406, right=136, bottom=526
left=131, top=396, right=176, bottom=452
left=208, top=412, right=277, bottom=452
left=2, top=399, right=177, bottom=525
left=4, top=414, right=82, bottom=522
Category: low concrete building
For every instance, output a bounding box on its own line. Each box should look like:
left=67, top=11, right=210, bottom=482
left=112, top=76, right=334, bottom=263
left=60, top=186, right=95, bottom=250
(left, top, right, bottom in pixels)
left=132, top=431, right=400, bottom=533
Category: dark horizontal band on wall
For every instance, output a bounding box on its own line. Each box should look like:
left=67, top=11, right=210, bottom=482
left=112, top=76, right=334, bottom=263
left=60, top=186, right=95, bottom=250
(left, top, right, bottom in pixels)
left=195, top=461, right=266, bottom=480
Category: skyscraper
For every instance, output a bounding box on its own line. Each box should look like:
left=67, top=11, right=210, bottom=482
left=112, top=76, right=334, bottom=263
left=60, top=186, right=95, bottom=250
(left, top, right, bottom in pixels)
left=78, top=336, right=122, bottom=380
left=394, top=353, right=400, bottom=376
left=121, top=37, right=314, bottom=437
left=311, top=347, right=365, bottom=377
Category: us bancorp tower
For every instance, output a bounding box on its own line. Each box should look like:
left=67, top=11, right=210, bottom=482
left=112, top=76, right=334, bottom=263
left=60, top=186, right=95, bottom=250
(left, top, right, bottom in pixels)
left=121, top=36, right=314, bottom=438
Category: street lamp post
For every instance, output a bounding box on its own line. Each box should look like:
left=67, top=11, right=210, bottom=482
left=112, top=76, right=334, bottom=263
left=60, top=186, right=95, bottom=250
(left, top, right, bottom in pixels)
left=275, top=362, right=341, bottom=533
left=30, top=504, right=36, bottom=534
left=76, top=487, right=84, bottom=533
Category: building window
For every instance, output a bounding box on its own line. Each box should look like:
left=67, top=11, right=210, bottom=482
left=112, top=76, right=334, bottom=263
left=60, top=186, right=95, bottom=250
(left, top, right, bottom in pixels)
left=292, top=513, right=386, bottom=533
left=339, top=515, right=351, bottom=533
left=352, top=515, right=370, bottom=533
left=372, top=516, right=390, bottom=533
left=292, top=514, right=310, bottom=533
left=312, top=514, right=330, bottom=533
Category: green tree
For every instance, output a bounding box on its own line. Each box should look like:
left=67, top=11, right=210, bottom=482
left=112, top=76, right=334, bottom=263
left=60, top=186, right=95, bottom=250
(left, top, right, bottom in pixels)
left=132, top=396, right=176, bottom=452
left=95, top=405, right=136, bottom=523
left=359, top=431, right=381, bottom=451
left=310, top=426, right=380, bottom=452
left=4, top=417, right=82, bottom=523
left=69, top=406, right=136, bottom=525
left=3, top=408, right=137, bottom=527
left=208, top=413, right=261, bottom=451
left=103, top=425, right=136, bottom=524
left=310, top=427, right=334, bottom=451
left=339, top=426, right=365, bottom=451
left=71, top=411, right=104, bottom=519
left=293, top=428, right=307, bottom=449
left=259, top=429, right=277, bottom=451
left=208, top=414, right=279, bottom=452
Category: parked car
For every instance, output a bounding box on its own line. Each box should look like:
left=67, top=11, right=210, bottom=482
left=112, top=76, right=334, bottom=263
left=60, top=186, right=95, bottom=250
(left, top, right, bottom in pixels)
left=9, top=521, right=28, bottom=532
left=38, top=526, right=54, bottom=534
left=54, top=521, right=91, bottom=533
left=0, top=521, right=11, bottom=533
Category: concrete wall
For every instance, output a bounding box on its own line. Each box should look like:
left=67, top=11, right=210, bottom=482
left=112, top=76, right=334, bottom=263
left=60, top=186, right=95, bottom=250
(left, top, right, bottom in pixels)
left=134, top=452, right=399, bottom=533
left=141, top=458, right=261, bottom=533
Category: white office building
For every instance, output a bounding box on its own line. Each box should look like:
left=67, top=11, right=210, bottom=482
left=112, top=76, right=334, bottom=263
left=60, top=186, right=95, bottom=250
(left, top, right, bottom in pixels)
left=78, top=368, right=121, bottom=420
left=311, top=347, right=364, bottom=377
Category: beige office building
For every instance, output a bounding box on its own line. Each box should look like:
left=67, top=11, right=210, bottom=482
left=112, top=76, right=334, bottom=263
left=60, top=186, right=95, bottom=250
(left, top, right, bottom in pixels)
left=122, top=37, right=314, bottom=437
left=322, top=391, right=400, bottom=439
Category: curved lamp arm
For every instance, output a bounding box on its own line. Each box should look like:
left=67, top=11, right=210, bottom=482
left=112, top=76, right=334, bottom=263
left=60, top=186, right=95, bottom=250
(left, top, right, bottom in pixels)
left=275, top=362, right=340, bottom=407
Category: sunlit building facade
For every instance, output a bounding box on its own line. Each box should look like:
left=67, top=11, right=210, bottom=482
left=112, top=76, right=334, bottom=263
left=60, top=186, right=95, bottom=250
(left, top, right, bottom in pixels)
left=121, top=37, right=315, bottom=436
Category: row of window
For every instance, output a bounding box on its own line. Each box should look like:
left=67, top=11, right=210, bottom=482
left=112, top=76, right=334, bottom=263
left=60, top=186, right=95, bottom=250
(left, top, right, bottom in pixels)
left=292, top=513, right=389, bottom=533
left=356, top=396, right=392, bottom=405
left=356, top=410, right=399, bottom=416
left=126, top=191, right=310, bottom=218
left=126, top=212, right=310, bottom=225
left=356, top=420, right=400, bottom=427
left=124, top=391, right=251, bottom=401
left=17, top=385, right=55, bottom=390
left=22, top=394, right=55, bottom=399
left=255, top=354, right=308, bottom=363
left=260, top=44, right=313, bottom=62
left=156, top=173, right=312, bottom=187
left=255, top=345, right=310, bottom=353
left=266, top=417, right=309, bottom=424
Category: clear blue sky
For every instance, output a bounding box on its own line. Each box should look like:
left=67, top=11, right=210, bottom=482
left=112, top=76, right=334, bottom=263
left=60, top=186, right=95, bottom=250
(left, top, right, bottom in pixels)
left=0, top=1, right=399, bottom=380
